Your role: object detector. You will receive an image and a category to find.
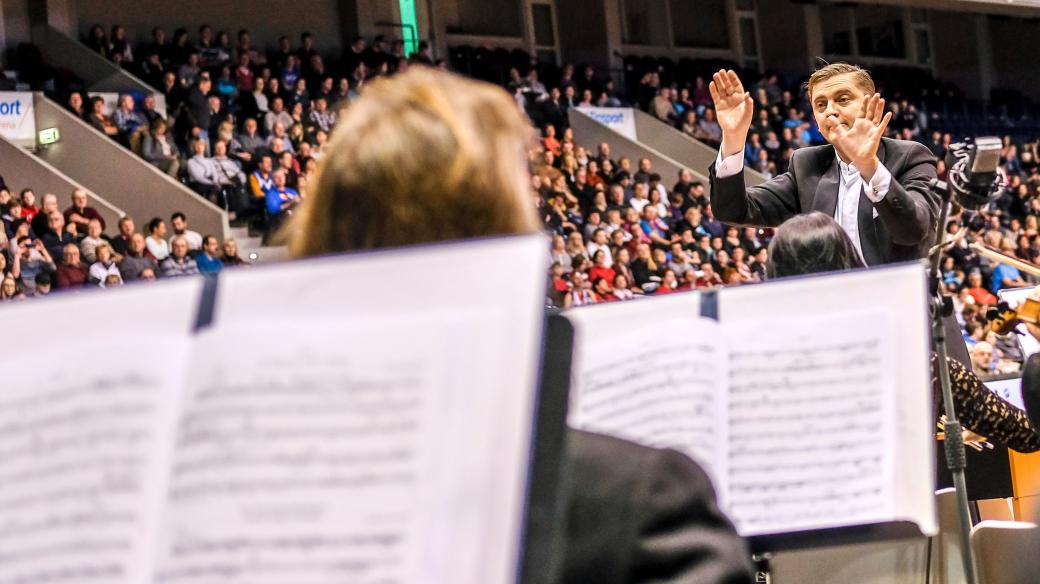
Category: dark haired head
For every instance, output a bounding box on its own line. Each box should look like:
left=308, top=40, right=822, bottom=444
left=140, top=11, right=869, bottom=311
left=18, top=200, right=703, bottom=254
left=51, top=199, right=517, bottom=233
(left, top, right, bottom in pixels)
left=171, top=211, right=186, bottom=222
left=766, top=212, right=864, bottom=278
left=147, top=217, right=164, bottom=233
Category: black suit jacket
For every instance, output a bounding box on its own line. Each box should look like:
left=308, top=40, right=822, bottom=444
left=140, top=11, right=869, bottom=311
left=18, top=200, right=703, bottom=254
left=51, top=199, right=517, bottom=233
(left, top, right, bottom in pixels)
left=708, top=137, right=939, bottom=266
left=559, top=430, right=754, bottom=584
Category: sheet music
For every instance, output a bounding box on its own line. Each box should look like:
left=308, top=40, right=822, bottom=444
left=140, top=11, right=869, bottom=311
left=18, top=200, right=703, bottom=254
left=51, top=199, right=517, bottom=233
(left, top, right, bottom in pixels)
left=0, top=337, right=189, bottom=584
left=722, top=311, right=896, bottom=536
left=566, top=293, right=728, bottom=484
left=154, top=310, right=534, bottom=584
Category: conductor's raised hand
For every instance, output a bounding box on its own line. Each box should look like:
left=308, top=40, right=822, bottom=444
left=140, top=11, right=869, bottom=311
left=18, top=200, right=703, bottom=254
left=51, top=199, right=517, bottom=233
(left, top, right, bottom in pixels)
left=825, top=92, right=891, bottom=181
left=709, top=69, right=754, bottom=157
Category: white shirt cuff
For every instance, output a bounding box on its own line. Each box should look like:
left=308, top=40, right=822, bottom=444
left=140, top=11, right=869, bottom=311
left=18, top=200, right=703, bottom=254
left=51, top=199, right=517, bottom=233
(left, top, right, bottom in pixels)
left=864, top=163, right=892, bottom=203
left=714, top=150, right=744, bottom=178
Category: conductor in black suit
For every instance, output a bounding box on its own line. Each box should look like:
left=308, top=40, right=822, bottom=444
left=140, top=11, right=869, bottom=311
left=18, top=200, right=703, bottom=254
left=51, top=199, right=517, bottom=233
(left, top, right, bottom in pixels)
left=707, top=64, right=940, bottom=266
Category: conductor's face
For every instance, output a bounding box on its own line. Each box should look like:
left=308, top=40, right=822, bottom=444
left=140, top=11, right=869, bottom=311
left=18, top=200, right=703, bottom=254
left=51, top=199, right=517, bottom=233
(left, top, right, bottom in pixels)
left=810, top=73, right=869, bottom=140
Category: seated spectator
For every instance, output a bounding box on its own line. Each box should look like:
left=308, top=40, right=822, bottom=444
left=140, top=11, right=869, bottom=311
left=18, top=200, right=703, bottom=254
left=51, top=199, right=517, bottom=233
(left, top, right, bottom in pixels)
left=0, top=273, right=23, bottom=301
left=991, top=240, right=1029, bottom=293
left=142, top=119, right=181, bottom=177
left=587, top=250, right=616, bottom=285
left=652, top=87, right=678, bottom=124
left=19, top=189, right=39, bottom=223
left=79, top=218, right=107, bottom=264
left=196, top=235, right=223, bottom=274
left=248, top=153, right=275, bottom=210
left=67, top=92, right=87, bottom=119
left=54, top=243, right=88, bottom=290
left=161, top=236, right=200, bottom=277
left=264, top=168, right=301, bottom=218
left=64, top=189, right=106, bottom=233
left=277, top=151, right=300, bottom=188
left=965, top=271, right=997, bottom=306
left=12, top=237, right=54, bottom=296
left=698, top=108, right=723, bottom=146
left=86, top=96, right=119, bottom=139
left=640, top=206, right=671, bottom=247
left=170, top=212, right=203, bottom=251
left=288, top=78, right=311, bottom=111
left=88, top=242, right=121, bottom=286
left=30, top=193, right=58, bottom=238
left=145, top=217, right=170, bottom=261
left=110, top=216, right=135, bottom=256
left=696, top=262, right=723, bottom=288
left=2, top=200, right=24, bottom=241
left=211, top=140, right=249, bottom=214
left=113, top=94, right=146, bottom=141
left=307, top=96, right=335, bottom=133
left=239, top=77, right=268, bottom=121
left=266, top=122, right=295, bottom=154
left=42, top=212, right=78, bottom=259
left=32, top=271, right=52, bottom=297
left=109, top=25, right=133, bottom=63
left=100, top=273, right=124, bottom=288
left=236, top=117, right=266, bottom=157
left=186, top=138, right=222, bottom=201
left=264, top=96, right=293, bottom=135
left=119, top=233, right=159, bottom=281
left=220, top=238, right=248, bottom=266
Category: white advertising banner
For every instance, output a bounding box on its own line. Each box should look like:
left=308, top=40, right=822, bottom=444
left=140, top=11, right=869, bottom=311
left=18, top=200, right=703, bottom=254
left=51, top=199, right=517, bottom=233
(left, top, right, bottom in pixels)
left=0, top=92, right=36, bottom=145
left=577, top=107, right=637, bottom=141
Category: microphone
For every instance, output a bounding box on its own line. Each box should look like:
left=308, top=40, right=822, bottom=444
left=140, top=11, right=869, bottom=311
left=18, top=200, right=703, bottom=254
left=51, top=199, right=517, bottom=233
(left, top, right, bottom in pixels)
left=941, top=136, right=1006, bottom=211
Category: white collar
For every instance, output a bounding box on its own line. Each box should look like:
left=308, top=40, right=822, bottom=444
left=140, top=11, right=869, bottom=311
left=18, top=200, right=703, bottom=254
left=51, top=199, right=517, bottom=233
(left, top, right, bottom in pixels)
left=836, top=154, right=859, bottom=180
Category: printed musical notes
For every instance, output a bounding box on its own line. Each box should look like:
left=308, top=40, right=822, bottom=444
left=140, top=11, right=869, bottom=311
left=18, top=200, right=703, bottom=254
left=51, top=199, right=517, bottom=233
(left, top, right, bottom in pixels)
left=568, top=297, right=727, bottom=480
left=722, top=313, right=895, bottom=535
left=0, top=338, right=189, bottom=584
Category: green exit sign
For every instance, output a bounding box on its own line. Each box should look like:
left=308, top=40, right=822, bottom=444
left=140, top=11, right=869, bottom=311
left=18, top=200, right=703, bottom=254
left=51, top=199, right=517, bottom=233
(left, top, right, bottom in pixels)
left=38, top=127, right=60, bottom=145
left=399, top=0, right=418, bottom=56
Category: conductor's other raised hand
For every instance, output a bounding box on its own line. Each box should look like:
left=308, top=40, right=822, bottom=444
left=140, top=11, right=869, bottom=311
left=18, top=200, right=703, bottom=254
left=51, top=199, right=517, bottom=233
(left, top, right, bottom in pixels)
left=709, top=69, right=754, bottom=158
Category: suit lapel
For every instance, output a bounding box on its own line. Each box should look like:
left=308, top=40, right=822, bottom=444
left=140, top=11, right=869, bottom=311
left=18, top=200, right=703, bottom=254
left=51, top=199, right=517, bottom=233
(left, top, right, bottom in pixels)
left=857, top=140, right=889, bottom=266
left=857, top=185, right=881, bottom=266
left=811, top=154, right=839, bottom=216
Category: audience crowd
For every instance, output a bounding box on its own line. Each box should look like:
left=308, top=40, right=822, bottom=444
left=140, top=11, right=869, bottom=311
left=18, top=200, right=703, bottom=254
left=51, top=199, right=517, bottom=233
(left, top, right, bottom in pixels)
left=67, top=26, right=448, bottom=228
left=0, top=182, right=249, bottom=301
left=18, top=27, right=1040, bottom=344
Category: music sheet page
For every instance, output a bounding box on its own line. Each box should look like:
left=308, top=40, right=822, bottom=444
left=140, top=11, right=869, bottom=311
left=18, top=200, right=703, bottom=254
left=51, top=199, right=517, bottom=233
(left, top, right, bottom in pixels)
left=153, top=312, right=530, bottom=584
left=722, top=311, right=896, bottom=536
left=0, top=337, right=189, bottom=584
left=566, top=293, right=729, bottom=487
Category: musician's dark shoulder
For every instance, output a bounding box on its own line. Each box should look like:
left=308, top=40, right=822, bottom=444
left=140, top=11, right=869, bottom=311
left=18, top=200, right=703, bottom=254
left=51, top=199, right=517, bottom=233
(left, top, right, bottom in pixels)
left=559, top=430, right=754, bottom=584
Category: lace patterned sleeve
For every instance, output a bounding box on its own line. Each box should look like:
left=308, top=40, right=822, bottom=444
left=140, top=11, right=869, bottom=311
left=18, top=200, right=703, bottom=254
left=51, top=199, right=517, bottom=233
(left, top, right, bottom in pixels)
left=932, top=353, right=1040, bottom=453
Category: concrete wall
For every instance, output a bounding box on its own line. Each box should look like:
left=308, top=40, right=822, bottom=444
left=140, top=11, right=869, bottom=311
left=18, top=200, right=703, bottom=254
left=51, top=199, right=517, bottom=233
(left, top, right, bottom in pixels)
left=556, top=0, right=612, bottom=70
left=32, top=93, right=228, bottom=239
left=758, top=0, right=811, bottom=76
left=30, top=25, right=154, bottom=93
left=988, top=16, right=1040, bottom=99
left=929, top=10, right=983, bottom=100
left=0, top=0, right=30, bottom=66
left=0, top=133, right=124, bottom=231
left=633, top=109, right=765, bottom=188
left=75, top=0, right=345, bottom=56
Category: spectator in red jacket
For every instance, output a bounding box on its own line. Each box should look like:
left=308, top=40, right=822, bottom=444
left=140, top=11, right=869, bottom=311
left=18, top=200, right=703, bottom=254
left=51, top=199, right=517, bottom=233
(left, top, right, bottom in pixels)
left=54, top=243, right=88, bottom=290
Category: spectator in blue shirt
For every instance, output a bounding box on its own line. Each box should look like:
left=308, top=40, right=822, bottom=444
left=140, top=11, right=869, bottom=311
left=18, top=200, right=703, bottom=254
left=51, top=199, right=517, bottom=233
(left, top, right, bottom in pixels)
left=265, top=169, right=300, bottom=216
left=196, top=235, right=224, bottom=274
left=991, top=261, right=1027, bottom=294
